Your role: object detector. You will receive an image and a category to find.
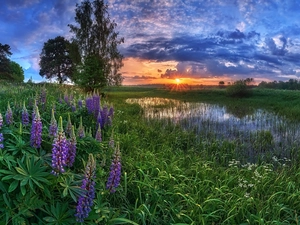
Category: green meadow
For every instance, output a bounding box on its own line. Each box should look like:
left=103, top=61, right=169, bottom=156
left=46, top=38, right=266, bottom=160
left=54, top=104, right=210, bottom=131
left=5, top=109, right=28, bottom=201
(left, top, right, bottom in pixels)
left=0, top=82, right=300, bottom=224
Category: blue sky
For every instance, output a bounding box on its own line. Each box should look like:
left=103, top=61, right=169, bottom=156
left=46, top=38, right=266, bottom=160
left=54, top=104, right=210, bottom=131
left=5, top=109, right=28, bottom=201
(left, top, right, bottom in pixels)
left=1, top=0, right=300, bottom=85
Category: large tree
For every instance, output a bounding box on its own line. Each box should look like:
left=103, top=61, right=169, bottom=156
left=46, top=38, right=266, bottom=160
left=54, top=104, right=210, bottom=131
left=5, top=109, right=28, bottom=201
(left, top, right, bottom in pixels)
left=0, top=43, right=12, bottom=77
left=68, top=0, right=124, bottom=89
left=39, top=36, right=74, bottom=84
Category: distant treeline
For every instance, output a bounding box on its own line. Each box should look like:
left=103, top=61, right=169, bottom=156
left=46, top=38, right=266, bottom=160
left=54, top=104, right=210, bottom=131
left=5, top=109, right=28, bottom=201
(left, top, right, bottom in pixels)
left=258, top=79, right=300, bottom=90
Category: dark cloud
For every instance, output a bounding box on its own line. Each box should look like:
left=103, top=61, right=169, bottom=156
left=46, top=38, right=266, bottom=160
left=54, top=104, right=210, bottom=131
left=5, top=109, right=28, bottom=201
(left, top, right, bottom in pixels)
left=265, top=37, right=288, bottom=56
left=125, top=75, right=157, bottom=80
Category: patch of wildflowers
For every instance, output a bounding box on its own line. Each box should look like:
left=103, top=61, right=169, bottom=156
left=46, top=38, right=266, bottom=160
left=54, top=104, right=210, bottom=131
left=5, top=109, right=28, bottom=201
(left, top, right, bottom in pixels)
left=30, top=106, right=42, bottom=148
left=5, top=102, right=13, bottom=125
left=106, top=143, right=121, bottom=193
left=75, top=154, right=96, bottom=222
left=51, top=116, right=69, bottom=175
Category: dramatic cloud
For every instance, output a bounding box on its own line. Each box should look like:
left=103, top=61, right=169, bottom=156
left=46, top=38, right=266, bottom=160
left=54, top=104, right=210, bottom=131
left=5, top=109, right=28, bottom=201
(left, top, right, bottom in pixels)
left=1, top=0, right=300, bottom=84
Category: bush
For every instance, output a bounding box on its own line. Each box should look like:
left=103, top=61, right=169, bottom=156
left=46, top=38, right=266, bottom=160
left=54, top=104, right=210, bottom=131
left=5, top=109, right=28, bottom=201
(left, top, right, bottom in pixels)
left=226, top=80, right=252, bottom=97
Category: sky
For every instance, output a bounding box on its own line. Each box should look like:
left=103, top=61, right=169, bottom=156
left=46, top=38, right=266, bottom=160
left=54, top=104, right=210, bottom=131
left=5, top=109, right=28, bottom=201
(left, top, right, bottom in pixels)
left=1, top=0, right=300, bottom=85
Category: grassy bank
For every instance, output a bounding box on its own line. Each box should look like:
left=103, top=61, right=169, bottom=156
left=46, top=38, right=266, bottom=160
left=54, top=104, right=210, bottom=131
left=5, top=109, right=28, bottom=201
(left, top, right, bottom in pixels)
left=0, top=83, right=299, bottom=224
left=105, top=86, right=300, bottom=121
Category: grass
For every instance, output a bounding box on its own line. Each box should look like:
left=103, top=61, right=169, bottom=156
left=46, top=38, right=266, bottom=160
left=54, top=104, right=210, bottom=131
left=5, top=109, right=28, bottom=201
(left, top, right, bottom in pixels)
left=0, top=82, right=300, bottom=224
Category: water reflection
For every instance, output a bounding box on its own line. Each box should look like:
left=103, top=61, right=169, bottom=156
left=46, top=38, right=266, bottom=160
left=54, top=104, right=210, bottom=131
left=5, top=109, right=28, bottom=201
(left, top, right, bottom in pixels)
left=126, top=97, right=300, bottom=160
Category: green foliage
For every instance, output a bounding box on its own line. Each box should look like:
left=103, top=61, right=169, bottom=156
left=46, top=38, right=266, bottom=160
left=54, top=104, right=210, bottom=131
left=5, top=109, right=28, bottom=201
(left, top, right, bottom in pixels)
left=10, top=61, right=24, bottom=82
left=39, top=36, right=74, bottom=84
left=1, top=83, right=300, bottom=224
left=259, top=78, right=300, bottom=90
left=0, top=43, right=12, bottom=77
left=69, top=0, right=124, bottom=89
left=74, top=55, right=107, bottom=91
left=226, top=79, right=253, bottom=97
left=0, top=43, right=24, bottom=82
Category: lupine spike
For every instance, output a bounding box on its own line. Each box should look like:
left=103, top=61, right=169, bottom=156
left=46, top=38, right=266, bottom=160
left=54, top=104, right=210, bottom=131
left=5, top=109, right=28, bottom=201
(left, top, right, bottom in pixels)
left=75, top=154, right=96, bottom=222
left=66, top=125, right=77, bottom=167
left=21, top=101, right=29, bottom=126
left=0, top=113, right=3, bottom=129
left=49, top=108, right=58, bottom=138
left=0, top=133, right=4, bottom=149
left=95, top=123, right=102, bottom=142
left=65, top=113, right=72, bottom=137
left=106, top=143, right=121, bottom=193
left=77, top=116, right=85, bottom=138
left=51, top=116, right=69, bottom=175
left=5, top=102, right=13, bottom=125
left=30, top=106, right=42, bottom=148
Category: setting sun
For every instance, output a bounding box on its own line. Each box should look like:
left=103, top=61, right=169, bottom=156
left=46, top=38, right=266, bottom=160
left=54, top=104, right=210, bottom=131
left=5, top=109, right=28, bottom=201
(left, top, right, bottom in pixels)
left=175, top=78, right=181, bottom=84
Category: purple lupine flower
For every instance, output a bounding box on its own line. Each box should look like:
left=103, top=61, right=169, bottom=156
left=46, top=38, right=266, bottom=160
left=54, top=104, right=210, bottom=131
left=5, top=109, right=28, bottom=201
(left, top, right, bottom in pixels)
left=64, top=92, right=69, bottom=105
left=75, top=154, right=96, bottom=222
left=77, top=116, right=85, bottom=138
left=21, top=102, right=29, bottom=126
left=78, top=99, right=83, bottom=108
left=100, top=106, right=108, bottom=128
left=5, top=102, right=13, bottom=125
left=65, top=114, right=72, bottom=137
left=108, top=106, right=114, bottom=119
left=71, top=104, right=76, bottom=112
left=0, top=133, right=4, bottom=149
left=49, top=108, right=57, bottom=138
left=92, top=93, right=100, bottom=118
left=0, top=113, right=3, bottom=129
left=66, top=126, right=76, bottom=167
left=106, top=143, right=121, bottom=193
left=51, top=116, right=69, bottom=175
left=95, top=123, right=102, bottom=142
left=39, top=88, right=47, bottom=107
left=85, top=96, right=93, bottom=114
left=30, top=106, right=42, bottom=148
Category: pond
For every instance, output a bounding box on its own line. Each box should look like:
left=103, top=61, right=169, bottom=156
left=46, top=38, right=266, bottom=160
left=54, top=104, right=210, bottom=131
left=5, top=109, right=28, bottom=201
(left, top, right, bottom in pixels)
left=126, top=97, right=300, bottom=161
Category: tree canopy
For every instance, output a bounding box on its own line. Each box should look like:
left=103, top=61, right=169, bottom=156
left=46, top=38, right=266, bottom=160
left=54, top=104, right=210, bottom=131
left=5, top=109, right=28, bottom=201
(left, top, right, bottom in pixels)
left=39, top=36, right=75, bottom=84
left=68, top=0, right=124, bottom=90
left=0, top=43, right=24, bottom=82
left=0, top=43, right=12, bottom=77
left=10, top=61, right=24, bottom=82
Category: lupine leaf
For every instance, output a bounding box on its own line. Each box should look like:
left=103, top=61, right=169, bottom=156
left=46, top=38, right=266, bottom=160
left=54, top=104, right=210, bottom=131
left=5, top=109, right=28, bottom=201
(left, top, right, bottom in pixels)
left=8, top=180, right=18, bottom=192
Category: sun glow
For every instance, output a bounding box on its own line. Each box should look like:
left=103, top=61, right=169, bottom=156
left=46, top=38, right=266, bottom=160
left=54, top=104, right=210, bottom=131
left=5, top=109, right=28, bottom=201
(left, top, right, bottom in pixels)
left=175, top=78, right=181, bottom=84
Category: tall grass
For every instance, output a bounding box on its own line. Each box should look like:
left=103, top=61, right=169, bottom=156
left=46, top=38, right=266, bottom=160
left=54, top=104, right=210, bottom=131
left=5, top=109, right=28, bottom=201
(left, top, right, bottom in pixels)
left=0, top=83, right=299, bottom=224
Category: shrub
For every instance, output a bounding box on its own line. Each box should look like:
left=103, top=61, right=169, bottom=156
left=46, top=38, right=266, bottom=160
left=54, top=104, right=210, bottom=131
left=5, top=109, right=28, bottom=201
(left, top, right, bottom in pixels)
left=226, top=80, right=252, bottom=97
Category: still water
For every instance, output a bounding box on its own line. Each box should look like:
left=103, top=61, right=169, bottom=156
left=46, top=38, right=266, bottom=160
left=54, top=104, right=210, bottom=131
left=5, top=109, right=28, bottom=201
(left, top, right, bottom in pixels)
left=126, top=97, right=300, bottom=159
